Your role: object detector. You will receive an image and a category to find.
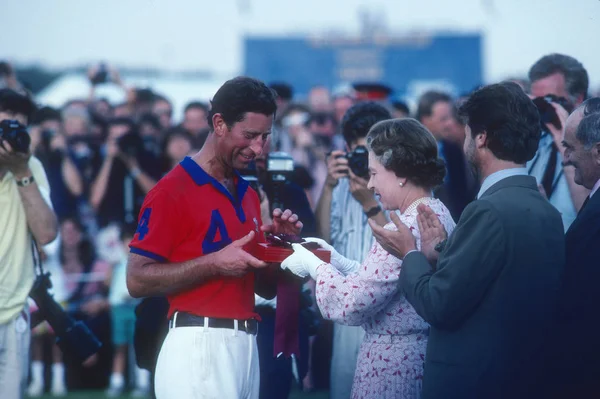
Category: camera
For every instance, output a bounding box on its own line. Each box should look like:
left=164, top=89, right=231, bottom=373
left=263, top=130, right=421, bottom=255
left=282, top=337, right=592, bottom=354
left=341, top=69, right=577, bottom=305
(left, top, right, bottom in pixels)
left=265, top=152, right=295, bottom=210
left=117, top=130, right=144, bottom=158
left=29, top=272, right=102, bottom=364
left=532, top=95, right=574, bottom=131
left=90, top=63, right=109, bottom=85
left=336, top=145, right=369, bottom=179
left=0, top=119, right=30, bottom=153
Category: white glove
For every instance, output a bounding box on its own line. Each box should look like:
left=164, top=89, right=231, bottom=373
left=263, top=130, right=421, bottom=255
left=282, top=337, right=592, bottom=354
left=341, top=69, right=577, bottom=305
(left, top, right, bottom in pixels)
left=281, top=243, right=325, bottom=280
left=304, top=237, right=360, bottom=275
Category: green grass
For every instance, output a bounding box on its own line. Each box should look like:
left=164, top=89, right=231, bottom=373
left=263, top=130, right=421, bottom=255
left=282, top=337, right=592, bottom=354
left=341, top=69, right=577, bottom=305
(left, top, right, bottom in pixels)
left=27, top=388, right=329, bottom=399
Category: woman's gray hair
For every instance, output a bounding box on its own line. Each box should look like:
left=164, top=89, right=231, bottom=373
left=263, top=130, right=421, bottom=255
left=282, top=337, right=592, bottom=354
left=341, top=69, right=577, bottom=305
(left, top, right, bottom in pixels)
left=365, top=118, right=446, bottom=189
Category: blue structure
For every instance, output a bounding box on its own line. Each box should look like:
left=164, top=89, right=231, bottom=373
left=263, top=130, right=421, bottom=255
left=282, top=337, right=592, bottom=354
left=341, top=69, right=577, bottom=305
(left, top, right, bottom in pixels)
left=244, top=33, right=483, bottom=98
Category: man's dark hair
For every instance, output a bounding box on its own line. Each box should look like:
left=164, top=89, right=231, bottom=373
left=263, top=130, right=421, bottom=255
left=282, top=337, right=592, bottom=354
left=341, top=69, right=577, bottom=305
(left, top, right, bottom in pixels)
left=529, top=54, right=589, bottom=101
left=341, top=101, right=391, bottom=146
left=269, top=82, right=294, bottom=101
left=31, top=106, right=61, bottom=125
left=391, top=100, right=410, bottom=116
left=366, top=118, right=446, bottom=188
left=459, top=82, right=541, bottom=164
left=207, top=77, right=277, bottom=130
left=139, top=113, right=162, bottom=131
left=415, top=91, right=452, bottom=122
left=153, top=94, right=172, bottom=105
left=107, top=116, right=137, bottom=132
left=0, top=88, right=37, bottom=124
left=184, top=101, right=209, bottom=114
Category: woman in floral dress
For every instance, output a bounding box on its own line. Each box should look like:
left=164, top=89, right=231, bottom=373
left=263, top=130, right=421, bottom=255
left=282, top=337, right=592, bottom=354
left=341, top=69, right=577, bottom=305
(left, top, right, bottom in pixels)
left=282, top=119, right=456, bottom=398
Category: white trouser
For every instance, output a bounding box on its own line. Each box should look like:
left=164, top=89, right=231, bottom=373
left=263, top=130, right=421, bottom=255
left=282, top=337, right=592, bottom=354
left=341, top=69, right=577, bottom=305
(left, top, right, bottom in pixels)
left=155, top=318, right=259, bottom=399
left=330, top=324, right=365, bottom=399
left=0, top=310, right=30, bottom=399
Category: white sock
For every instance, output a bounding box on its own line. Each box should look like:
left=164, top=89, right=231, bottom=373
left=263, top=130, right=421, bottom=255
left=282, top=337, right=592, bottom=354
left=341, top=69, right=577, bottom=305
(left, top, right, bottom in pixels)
left=52, top=363, right=65, bottom=386
left=31, top=361, right=44, bottom=384
left=110, top=373, right=125, bottom=389
left=135, top=366, right=150, bottom=389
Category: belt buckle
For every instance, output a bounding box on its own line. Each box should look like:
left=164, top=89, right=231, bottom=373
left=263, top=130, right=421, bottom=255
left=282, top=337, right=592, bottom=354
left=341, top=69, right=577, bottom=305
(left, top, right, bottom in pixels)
left=245, top=319, right=257, bottom=335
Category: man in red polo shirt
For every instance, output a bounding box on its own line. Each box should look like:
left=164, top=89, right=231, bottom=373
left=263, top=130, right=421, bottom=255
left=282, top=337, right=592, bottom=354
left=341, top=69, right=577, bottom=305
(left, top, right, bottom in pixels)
left=126, top=77, right=302, bottom=399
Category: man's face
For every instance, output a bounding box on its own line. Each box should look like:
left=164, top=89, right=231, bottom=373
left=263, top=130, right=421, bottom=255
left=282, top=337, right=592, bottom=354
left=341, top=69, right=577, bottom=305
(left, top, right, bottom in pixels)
left=562, top=109, right=600, bottom=189
left=184, top=107, right=208, bottom=135
left=422, top=101, right=454, bottom=141
left=216, top=112, right=273, bottom=170
left=530, top=72, right=576, bottom=104
left=153, top=100, right=172, bottom=129
left=334, top=96, right=354, bottom=123
left=108, top=124, right=130, bottom=142
left=463, top=125, right=480, bottom=179
left=0, top=111, right=27, bottom=126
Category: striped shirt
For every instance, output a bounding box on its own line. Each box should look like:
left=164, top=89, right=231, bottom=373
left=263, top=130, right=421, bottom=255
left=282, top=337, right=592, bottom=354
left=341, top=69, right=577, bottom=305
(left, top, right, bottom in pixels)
left=330, top=178, right=375, bottom=262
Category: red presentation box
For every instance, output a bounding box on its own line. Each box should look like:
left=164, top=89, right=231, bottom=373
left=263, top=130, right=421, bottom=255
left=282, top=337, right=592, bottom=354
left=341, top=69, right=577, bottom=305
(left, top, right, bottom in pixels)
left=256, top=243, right=331, bottom=264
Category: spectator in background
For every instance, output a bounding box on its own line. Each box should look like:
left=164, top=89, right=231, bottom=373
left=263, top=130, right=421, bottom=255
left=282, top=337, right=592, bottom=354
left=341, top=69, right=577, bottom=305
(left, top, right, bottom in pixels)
left=138, top=113, right=163, bottom=157
left=160, top=126, right=194, bottom=175
left=182, top=101, right=209, bottom=142
left=152, top=95, right=173, bottom=130
left=417, top=91, right=476, bottom=221
left=90, top=117, right=160, bottom=229
left=269, top=82, right=294, bottom=113
left=106, top=223, right=150, bottom=398
left=527, top=53, right=590, bottom=230
left=308, top=85, right=332, bottom=112
left=59, top=216, right=112, bottom=390
left=391, top=99, right=410, bottom=119
left=30, top=106, right=84, bottom=221
left=332, top=90, right=355, bottom=125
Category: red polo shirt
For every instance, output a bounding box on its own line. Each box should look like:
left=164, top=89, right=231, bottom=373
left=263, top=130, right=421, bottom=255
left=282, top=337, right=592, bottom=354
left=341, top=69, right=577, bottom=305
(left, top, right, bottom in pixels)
left=129, top=157, right=263, bottom=320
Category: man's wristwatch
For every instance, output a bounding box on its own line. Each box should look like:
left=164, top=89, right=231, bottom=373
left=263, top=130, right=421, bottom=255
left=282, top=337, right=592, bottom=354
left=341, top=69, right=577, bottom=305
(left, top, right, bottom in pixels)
left=434, top=239, right=447, bottom=253
left=364, top=205, right=382, bottom=218
left=15, top=175, right=35, bottom=187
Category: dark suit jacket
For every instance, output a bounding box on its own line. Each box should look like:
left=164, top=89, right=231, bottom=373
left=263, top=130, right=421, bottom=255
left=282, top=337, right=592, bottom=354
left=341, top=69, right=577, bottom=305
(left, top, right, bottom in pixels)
left=551, top=191, right=600, bottom=397
left=434, top=140, right=477, bottom=222
left=400, top=175, right=565, bottom=399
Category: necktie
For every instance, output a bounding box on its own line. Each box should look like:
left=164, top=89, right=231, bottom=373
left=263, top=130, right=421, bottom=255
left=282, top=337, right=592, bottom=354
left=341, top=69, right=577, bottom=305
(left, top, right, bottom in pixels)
left=541, top=142, right=558, bottom=198
left=273, top=270, right=301, bottom=358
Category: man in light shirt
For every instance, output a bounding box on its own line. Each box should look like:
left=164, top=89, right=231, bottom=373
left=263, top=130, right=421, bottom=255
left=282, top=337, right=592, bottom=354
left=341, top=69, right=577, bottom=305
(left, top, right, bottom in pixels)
left=0, top=88, right=58, bottom=398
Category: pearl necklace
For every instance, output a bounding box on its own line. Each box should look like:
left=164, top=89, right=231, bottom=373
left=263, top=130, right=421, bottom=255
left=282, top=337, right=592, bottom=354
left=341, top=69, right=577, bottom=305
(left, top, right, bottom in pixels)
left=402, top=197, right=433, bottom=215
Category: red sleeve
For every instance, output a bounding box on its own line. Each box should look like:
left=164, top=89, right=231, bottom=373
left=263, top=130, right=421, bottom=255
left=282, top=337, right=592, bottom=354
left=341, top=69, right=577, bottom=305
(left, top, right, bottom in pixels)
left=129, top=188, right=181, bottom=262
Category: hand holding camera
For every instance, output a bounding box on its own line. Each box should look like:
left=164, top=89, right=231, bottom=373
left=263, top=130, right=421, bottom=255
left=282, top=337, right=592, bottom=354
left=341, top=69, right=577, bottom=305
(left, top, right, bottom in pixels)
left=0, top=119, right=31, bottom=176
left=325, top=149, right=349, bottom=188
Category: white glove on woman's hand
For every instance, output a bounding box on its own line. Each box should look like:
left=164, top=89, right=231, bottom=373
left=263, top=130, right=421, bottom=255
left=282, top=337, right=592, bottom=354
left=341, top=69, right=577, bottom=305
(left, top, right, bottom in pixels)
left=304, top=237, right=360, bottom=275
left=281, top=243, right=325, bottom=280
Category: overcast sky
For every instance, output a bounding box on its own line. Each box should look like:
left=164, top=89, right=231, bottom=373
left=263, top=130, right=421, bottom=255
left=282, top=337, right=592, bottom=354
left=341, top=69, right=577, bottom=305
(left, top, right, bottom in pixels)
left=2, top=0, right=599, bottom=87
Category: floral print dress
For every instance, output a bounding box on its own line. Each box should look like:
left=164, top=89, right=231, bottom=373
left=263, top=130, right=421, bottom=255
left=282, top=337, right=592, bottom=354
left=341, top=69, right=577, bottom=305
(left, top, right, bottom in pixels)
left=316, top=198, right=456, bottom=398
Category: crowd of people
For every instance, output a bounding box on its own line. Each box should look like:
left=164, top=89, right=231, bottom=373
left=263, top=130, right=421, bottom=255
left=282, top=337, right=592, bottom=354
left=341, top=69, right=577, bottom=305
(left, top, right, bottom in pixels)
left=0, top=51, right=599, bottom=399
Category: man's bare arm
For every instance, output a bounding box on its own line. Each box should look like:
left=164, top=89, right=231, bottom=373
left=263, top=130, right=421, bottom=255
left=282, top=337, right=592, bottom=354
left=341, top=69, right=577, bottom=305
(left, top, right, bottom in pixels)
left=15, top=168, right=58, bottom=245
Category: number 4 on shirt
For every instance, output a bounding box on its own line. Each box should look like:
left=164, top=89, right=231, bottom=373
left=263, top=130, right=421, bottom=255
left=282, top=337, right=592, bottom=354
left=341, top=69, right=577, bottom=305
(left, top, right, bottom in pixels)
left=136, top=208, right=152, bottom=240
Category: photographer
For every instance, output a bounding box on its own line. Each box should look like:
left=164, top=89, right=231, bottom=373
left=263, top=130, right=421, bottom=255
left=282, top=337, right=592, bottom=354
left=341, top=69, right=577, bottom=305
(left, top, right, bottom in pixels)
left=0, top=88, right=58, bottom=398
left=313, top=101, right=389, bottom=399
left=90, top=117, right=160, bottom=229
left=250, top=145, right=318, bottom=399
left=528, top=54, right=591, bottom=230
left=30, top=106, right=85, bottom=221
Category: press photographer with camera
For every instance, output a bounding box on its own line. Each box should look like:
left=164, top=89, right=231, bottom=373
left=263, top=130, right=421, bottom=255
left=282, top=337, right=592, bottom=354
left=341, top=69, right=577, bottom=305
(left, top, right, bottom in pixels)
left=313, top=101, right=390, bottom=399
left=528, top=53, right=591, bottom=230
left=0, top=88, right=59, bottom=398
left=90, top=117, right=160, bottom=229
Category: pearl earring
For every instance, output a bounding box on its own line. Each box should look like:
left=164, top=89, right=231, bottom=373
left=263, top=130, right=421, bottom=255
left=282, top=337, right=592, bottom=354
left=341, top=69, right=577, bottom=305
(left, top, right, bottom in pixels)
left=399, top=182, right=404, bottom=187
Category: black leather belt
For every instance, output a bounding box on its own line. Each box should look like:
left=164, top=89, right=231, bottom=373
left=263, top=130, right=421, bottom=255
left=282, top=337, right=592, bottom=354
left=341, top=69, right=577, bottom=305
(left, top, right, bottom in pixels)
left=169, top=312, right=258, bottom=335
